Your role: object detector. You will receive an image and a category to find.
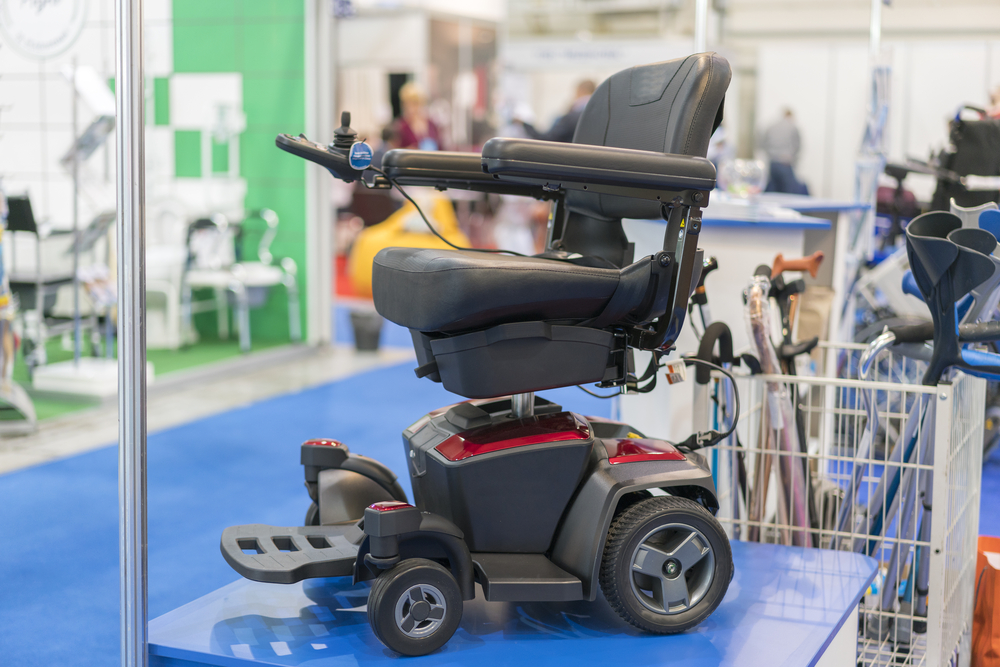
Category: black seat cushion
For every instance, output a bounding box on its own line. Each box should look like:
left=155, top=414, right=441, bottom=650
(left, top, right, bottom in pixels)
left=372, top=247, right=620, bottom=333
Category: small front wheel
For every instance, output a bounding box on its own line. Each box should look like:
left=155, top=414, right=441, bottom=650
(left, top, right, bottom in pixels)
left=304, top=502, right=320, bottom=526
left=600, top=496, right=732, bottom=634
left=368, top=558, right=463, bottom=656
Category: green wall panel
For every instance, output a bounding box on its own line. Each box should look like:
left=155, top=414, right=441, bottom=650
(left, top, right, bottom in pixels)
left=241, top=76, right=305, bottom=128
left=174, top=130, right=202, bottom=177
left=172, top=0, right=240, bottom=21
left=153, top=77, right=170, bottom=125
left=173, top=0, right=309, bottom=342
left=240, top=131, right=305, bottom=181
left=241, top=0, right=304, bottom=19
left=241, top=22, right=304, bottom=74
left=211, top=140, right=229, bottom=173
left=172, top=23, right=239, bottom=73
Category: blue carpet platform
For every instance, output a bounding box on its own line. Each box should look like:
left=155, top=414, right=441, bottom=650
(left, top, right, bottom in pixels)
left=0, top=360, right=611, bottom=666
left=3, top=353, right=1000, bottom=665
left=148, top=541, right=875, bottom=667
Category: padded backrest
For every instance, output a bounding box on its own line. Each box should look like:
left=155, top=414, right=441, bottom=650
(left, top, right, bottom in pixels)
left=566, top=52, right=731, bottom=221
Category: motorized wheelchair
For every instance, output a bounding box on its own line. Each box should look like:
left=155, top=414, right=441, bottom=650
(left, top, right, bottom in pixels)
left=221, top=52, right=735, bottom=656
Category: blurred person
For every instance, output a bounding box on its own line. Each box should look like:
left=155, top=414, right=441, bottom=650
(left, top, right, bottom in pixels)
left=493, top=102, right=549, bottom=254
left=371, top=124, right=400, bottom=170
left=395, top=82, right=443, bottom=151
left=517, top=79, right=596, bottom=143
left=761, top=108, right=809, bottom=195
left=988, top=86, right=1000, bottom=119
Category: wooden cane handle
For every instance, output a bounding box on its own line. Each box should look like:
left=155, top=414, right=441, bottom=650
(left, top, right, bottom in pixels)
left=771, top=251, right=824, bottom=279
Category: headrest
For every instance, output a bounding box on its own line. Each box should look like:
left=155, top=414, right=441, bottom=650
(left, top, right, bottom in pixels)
left=567, top=53, right=731, bottom=221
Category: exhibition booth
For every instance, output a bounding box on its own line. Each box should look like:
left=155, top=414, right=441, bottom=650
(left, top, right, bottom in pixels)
left=1, top=1, right=1000, bottom=666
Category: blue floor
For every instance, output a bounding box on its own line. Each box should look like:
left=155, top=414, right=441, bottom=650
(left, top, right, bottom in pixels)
left=0, top=360, right=612, bottom=666
left=4, top=346, right=1000, bottom=666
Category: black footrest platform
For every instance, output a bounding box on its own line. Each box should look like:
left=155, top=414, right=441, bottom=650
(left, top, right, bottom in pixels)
left=473, top=553, right=583, bottom=602
left=221, top=523, right=364, bottom=584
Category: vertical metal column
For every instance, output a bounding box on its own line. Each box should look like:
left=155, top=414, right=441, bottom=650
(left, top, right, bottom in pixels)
left=869, top=0, right=883, bottom=59
left=694, top=0, right=709, bottom=53
left=115, top=0, right=147, bottom=666
left=71, top=59, right=81, bottom=364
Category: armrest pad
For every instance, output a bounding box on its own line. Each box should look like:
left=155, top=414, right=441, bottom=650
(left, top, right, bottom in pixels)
left=383, top=150, right=488, bottom=180
left=382, top=150, right=550, bottom=198
left=481, top=138, right=716, bottom=193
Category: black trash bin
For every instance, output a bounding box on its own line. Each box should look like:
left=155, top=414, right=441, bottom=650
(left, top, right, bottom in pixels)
left=350, top=311, right=383, bottom=352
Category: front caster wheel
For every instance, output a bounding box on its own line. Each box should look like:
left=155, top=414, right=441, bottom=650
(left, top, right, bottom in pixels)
left=600, top=496, right=732, bottom=634
left=368, top=558, right=463, bottom=656
left=304, top=502, right=320, bottom=526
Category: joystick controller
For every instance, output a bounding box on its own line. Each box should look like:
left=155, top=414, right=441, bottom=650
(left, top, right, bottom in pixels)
left=330, top=112, right=358, bottom=155
left=274, top=110, right=370, bottom=181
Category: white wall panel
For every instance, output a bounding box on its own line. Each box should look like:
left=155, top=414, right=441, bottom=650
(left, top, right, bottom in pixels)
left=756, top=44, right=833, bottom=196
left=757, top=39, right=1000, bottom=200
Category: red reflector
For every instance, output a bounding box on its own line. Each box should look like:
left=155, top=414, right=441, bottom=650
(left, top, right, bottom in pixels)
left=303, top=439, right=342, bottom=447
left=369, top=501, right=414, bottom=512
left=435, top=412, right=591, bottom=462
left=605, top=438, right=685, bottom=464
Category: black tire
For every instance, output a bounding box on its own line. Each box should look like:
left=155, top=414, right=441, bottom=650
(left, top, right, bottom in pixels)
left=304, top=502, right=320, bottom=526
left=615, top=490, right=653, bottom=516
left=600, top=496, right=732, bottom=634
left=368, top=558, right=463, bottom=656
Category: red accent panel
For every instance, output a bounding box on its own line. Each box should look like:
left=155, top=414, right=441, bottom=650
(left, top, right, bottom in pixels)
left=369, top=501, right=414, bottom=512
left=302, top=439, right=342, bottom=447
left=605, top=438, right=685, bottom=464
left=435, top=412, right=591, bottom=462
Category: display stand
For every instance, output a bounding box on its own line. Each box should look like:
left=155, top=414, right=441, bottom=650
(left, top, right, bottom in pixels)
left=31, top=63, right=128, bottom=398
left=148, top=541, right=876, bottom=667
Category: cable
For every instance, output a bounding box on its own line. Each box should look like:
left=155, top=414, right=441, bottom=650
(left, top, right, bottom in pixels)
left=577, top=385, right=619, bottom=399
left=368, top=166, right=528, bottom=257
left=679, top=357, right=741, bottom=449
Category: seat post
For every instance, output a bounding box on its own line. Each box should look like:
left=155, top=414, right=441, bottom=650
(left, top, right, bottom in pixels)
left=511, top=392, right=534, bottom=418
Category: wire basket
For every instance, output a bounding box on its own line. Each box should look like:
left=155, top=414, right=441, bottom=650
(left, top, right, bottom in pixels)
left=706, top=343, right=985, bottom=667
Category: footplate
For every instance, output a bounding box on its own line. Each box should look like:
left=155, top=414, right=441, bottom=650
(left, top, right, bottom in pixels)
left=220, top=523, right=364, bottom=584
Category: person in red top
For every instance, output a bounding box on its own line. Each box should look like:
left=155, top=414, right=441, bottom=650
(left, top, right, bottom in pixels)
left=395, top=82, right=443, bottom=150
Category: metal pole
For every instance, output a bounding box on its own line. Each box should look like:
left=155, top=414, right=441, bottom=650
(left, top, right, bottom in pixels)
left=511, top=392, right=535, bottom=419
left=72, top=58, right=81, bottom=364
left=694, top=0, right=709, bottom=53
left=115, top=0, right=147, bottom=665
left=869, top=0, right=883, bottom=59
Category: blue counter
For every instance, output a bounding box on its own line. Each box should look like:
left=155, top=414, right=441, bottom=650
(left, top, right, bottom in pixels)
left=149, top=541, right=876, bottom=667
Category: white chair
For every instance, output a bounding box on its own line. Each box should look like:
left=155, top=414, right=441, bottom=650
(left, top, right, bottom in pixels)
left=231, top=208, right=301, bottom=342
left=181, top=209, right=301, bottom=352
left=181, top=213, right=252, bottom=351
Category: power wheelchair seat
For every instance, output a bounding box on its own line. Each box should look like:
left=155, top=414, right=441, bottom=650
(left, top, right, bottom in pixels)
left=373, top=52, right=730, bottom=398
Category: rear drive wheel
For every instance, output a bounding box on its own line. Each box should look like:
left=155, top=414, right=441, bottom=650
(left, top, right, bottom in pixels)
left=600, top=496, right=732, bottom=633
left=368, top=558, right=462, bottom=656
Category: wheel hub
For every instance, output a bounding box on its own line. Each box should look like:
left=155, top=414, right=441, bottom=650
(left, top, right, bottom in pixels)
left=394, top=583, right=447, bottom=638
left=410, top=600, right=431, bottom=621
left=629, top=522, right=715, bottom=615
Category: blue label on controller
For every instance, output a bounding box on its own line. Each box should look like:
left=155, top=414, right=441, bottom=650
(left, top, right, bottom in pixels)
left=348, top=141, right=373, bottom=170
